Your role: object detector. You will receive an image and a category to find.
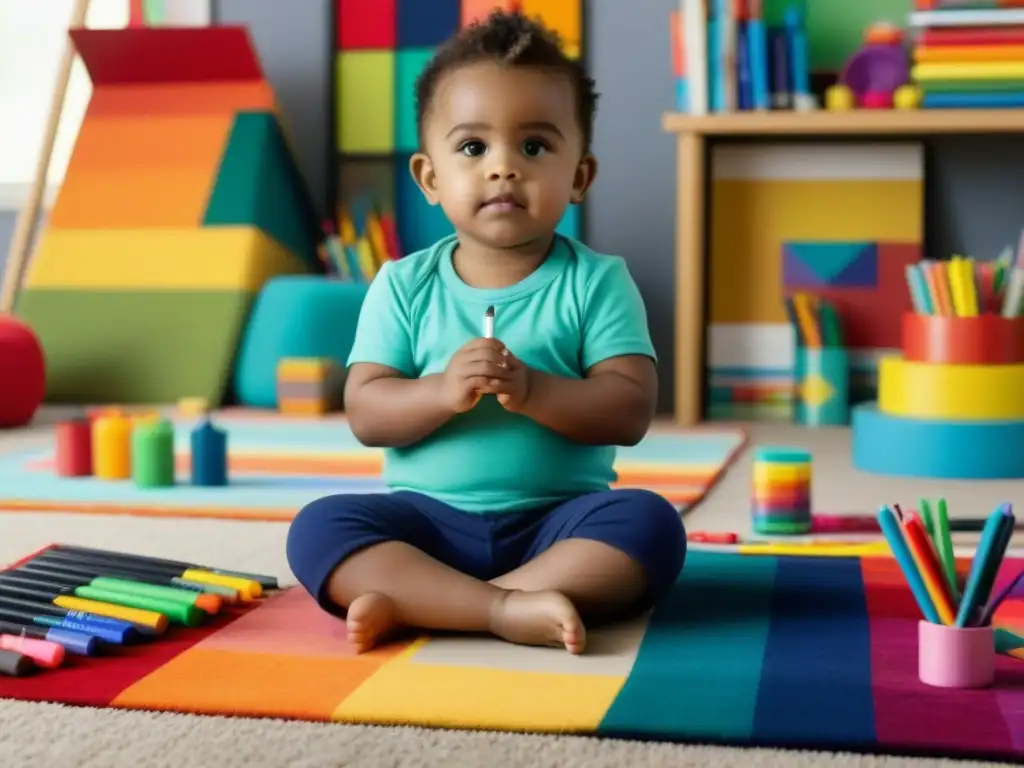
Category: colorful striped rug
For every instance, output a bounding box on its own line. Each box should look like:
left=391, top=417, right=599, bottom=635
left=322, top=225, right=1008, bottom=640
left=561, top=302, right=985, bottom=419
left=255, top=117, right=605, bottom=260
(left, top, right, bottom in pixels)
left=2, top=549, right=1022, bottom=760
left=0, top=415, right=747, bottom=521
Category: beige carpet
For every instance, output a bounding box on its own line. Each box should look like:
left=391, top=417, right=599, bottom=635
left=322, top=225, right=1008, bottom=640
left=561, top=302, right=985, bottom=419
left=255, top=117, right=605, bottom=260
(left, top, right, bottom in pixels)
left=0, top=410, right=1018, bottom=767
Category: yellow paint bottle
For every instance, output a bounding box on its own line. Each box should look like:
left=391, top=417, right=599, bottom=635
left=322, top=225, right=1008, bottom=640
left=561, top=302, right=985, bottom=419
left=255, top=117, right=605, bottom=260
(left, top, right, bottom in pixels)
left=92, top=413, right=132, bottom=480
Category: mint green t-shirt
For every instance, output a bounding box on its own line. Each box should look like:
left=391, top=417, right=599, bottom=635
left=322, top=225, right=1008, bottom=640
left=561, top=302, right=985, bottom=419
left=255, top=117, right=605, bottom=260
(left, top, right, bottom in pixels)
left=347, top=234, right=657, bottom=513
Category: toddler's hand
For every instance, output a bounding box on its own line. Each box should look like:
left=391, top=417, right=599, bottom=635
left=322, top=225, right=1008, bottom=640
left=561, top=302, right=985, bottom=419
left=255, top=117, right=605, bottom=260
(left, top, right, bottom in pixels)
left=494, top=348, right=532, bottom=413
left=441, top=338, right=513, bottom=413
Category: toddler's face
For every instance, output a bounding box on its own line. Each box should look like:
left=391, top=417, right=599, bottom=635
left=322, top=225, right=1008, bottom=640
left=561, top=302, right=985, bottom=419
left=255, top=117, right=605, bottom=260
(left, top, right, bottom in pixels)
left=412, top=62, right=593, bottom=250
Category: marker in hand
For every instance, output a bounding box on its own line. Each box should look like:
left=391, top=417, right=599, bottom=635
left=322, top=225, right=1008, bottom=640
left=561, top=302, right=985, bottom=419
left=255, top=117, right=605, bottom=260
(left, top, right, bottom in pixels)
left=483, top=305, right=494, bottom=339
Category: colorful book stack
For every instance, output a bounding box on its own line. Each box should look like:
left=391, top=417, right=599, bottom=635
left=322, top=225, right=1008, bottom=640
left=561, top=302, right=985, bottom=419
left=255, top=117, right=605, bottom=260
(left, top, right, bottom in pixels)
left=671, top=0, right=813, bottom=114
left=909, top=0, right=1024, bottom=108
left=904, top=245, right=1024, bottom=317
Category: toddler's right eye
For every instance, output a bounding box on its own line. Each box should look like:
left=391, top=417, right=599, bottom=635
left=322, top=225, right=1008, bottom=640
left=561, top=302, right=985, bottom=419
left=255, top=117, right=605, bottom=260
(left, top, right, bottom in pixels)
left=459, top=140, right=486, bottom=157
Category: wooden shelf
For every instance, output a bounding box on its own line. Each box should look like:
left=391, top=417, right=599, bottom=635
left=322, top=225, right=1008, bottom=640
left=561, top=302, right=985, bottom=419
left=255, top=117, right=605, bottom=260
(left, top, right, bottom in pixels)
left=662, top=109, right=1024, bottom=136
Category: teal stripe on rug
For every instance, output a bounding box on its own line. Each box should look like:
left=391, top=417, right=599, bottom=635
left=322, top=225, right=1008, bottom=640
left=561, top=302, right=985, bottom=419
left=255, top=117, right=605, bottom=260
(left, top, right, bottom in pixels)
left=599, top=550, right=777, bottom=739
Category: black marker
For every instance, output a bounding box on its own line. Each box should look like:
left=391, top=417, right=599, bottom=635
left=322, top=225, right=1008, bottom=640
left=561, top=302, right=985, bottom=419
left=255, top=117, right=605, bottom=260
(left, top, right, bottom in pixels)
left=0, top=649, right=36, bottom=677
left=50, top=544, right=279, bottom=590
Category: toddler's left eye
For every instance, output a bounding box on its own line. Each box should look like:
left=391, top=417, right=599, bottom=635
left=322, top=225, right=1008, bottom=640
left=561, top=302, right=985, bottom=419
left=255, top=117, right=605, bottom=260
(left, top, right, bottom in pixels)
left=522, top=140, right=547, bottom=157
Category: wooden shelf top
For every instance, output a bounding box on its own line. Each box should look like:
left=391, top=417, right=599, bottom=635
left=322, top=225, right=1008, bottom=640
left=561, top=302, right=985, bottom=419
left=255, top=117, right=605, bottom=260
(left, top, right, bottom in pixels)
left=662, top=109, right=1024, bottom=136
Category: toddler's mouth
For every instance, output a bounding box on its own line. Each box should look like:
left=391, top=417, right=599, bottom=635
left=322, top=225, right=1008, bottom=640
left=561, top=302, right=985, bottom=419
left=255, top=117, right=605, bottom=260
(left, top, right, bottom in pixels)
left=480, top=193, right=524, bottom=212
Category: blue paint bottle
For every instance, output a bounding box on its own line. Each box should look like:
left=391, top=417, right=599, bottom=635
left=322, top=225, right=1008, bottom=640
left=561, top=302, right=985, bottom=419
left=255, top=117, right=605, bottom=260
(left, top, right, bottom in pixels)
left=190, top=417, right=228, bottom=487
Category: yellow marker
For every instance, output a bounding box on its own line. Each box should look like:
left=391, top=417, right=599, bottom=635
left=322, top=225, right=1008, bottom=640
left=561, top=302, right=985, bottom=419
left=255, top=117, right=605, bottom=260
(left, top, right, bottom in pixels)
left=182, top=569, right=261, bottom=600
left=54, top=595, right=169, bottom=632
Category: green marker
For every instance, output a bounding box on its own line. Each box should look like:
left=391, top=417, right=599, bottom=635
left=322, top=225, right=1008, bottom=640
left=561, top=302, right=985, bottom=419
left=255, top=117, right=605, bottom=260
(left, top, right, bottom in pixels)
left=934, top=498, right=960, bottom=602
left=73, top=586, right=204, bottom=627
left=918, top=498, right=936, bottom=540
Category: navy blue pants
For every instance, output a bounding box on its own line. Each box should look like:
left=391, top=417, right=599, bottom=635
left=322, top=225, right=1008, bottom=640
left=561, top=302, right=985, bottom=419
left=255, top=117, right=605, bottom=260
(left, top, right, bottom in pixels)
left=286, top=488, right=686, bottom=619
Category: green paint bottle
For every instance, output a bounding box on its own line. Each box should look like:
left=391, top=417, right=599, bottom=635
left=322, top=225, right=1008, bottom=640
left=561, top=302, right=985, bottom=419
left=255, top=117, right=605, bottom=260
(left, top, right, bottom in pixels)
left=131, top=418, right=175, bottom=488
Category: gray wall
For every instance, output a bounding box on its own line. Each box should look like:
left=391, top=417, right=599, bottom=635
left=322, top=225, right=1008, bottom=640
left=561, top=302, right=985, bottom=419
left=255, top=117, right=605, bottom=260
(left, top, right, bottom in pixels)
left=2, top=0, right=1022, bottom=414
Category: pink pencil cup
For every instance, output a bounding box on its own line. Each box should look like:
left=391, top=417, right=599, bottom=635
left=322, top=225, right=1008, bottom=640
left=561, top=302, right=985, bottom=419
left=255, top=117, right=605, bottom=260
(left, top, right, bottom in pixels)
left=918, top=621, right=995, bottom=689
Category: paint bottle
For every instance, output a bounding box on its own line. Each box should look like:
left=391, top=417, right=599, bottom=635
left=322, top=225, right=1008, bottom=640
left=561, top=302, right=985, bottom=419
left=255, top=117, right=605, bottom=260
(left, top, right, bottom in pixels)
left=91, top=413, right=132, bottom=480
left=132, top=418, right=175, bottom=488
left=55, top=419, right=93, bottom=477
left=751, top=447, right=812, bottom=535
left=190, top=417, right=227, bottom=487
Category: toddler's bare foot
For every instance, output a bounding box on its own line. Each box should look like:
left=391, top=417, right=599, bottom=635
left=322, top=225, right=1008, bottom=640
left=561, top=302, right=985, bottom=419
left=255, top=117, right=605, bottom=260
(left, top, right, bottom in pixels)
left=489, top=589, right=586, bottom=654
left=346, top=592, right=402, bottom=653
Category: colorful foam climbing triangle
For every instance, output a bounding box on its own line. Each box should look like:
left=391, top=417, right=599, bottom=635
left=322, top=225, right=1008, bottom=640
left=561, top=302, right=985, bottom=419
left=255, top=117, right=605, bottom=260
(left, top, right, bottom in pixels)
left=16, top=26, right=321, bottom=406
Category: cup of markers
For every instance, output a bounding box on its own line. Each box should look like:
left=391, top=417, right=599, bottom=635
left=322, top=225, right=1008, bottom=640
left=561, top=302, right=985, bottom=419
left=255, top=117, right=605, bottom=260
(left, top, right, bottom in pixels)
left=877, top=500, right=1018, bottom=689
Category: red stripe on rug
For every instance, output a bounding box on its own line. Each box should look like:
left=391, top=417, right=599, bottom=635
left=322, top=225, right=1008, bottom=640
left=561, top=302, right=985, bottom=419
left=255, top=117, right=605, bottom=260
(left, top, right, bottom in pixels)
left=861, top=557, right=1016, bottom=755
left=0, top=605, right=254, bottom=706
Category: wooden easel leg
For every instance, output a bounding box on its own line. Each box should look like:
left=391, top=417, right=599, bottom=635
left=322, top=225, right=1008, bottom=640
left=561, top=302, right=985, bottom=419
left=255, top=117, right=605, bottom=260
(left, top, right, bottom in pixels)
left=0, top=0, right=92, bottom=315
left=674, top=131, right=706, bottom=428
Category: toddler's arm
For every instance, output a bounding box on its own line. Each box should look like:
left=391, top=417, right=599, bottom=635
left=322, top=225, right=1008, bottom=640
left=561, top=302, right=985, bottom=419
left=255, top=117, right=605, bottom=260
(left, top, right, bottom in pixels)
left=518, top=355, right=656, bottom=446
left=344, top=365, right=451, bottom=448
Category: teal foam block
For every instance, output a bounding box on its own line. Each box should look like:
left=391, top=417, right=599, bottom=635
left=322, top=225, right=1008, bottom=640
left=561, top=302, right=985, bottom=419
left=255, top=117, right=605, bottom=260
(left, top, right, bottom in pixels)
left=395, top=47, right=436, bottom=153
left=233, top=276, right=368, bottom=408
left=851, top=402, right=1024, bottom=479
left=394, top=152, right=454, bottom=254
left=204, top=112, right=322, bottom=269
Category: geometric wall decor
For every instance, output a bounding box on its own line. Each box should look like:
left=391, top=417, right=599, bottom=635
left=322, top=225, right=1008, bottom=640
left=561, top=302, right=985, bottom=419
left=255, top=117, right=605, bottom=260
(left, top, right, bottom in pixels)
left=705, top=142, right=923, bottom=422
left=329, top=0, right=585, bottom=256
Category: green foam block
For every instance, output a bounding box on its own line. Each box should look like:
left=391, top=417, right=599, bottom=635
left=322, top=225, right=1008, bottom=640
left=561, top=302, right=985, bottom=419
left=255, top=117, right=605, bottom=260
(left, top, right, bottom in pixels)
left=204, top=111, right=321, bottom=270
left=16, top=289, right=254, bottom=405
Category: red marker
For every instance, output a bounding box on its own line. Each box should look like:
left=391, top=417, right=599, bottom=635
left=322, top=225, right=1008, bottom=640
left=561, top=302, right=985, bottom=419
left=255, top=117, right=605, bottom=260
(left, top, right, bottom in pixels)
left=687, top=531, right=739, bottom=544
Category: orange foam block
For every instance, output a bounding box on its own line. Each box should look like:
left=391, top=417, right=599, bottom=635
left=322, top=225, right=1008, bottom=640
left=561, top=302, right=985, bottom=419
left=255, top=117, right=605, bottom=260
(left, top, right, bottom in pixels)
left=50, top=115, right=234, bottom=229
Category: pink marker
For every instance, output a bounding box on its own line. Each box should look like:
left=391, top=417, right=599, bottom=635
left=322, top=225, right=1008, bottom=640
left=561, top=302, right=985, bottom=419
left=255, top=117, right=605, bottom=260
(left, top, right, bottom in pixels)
left=0, top=633, right=65, bottom=669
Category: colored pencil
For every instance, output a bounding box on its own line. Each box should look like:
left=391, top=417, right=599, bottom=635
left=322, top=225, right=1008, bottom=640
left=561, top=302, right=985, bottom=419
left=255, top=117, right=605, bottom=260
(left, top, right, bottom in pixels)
left=956, top=505, right=1015, bottom=626
left=933, top=498, right=960, bottom=603
left=901, top=513, right=958, bottom=625
left=877, top=506, right=941, bottom=623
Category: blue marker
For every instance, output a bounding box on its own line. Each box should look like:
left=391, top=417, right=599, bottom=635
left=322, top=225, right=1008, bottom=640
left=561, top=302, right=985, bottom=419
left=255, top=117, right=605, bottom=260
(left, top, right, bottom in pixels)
left=0, top=598, right=137, bottom=645
left=0, top=618, right=98, bottom=656
left=877, top=505, right=941, bottom=624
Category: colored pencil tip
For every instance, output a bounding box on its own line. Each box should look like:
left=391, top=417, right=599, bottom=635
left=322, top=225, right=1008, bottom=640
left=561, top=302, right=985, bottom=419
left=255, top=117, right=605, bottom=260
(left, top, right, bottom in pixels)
left=485, top=306, right=494, bottom=317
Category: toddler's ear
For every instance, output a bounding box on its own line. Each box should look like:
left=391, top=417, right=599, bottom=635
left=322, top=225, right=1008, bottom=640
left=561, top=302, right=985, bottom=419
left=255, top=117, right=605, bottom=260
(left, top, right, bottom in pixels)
left=409, top=152, right=440, bottom=206
left=570, top=153, right=598, bottom=204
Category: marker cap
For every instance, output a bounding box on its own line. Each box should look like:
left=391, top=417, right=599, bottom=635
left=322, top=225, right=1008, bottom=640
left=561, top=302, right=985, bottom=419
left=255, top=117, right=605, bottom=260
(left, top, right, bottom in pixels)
left=0, top=648, right=35, bottom=676
left=0, top=635, right=65, bottom=668
left=44, top=627, right=98, bottom=656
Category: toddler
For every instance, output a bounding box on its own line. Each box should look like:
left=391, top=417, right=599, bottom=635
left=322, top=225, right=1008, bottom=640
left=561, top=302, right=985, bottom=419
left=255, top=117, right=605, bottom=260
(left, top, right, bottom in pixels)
left=286, top=11, right=685, bottom=654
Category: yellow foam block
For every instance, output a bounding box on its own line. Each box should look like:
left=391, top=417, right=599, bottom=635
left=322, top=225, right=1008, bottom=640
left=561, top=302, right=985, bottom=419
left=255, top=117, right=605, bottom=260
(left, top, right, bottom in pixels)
left=278, top=358, right=334, bottom=381
left=279, top=398, right=331, bottom=416
left=521, top=0, right=580, bottom=45
left=25, top=227, right=306, bottom=291
left=877, top=357, right=1024, bottom=420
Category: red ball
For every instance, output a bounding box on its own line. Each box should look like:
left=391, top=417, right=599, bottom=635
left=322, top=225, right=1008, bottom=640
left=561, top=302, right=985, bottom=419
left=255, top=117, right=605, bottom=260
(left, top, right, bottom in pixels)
left=0, top=315, right=46, bottom=428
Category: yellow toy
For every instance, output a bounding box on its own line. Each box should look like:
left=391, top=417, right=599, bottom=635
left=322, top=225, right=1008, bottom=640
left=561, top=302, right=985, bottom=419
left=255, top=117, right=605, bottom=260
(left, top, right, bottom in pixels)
left=825, top=84, right=856, bottom=111
left=894, top=84, right=922, bottom=110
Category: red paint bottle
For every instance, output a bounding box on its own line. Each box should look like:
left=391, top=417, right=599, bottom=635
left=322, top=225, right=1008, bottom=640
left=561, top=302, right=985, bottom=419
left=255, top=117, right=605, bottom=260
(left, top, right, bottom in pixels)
left=55, top=419, right=93, bottom=477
